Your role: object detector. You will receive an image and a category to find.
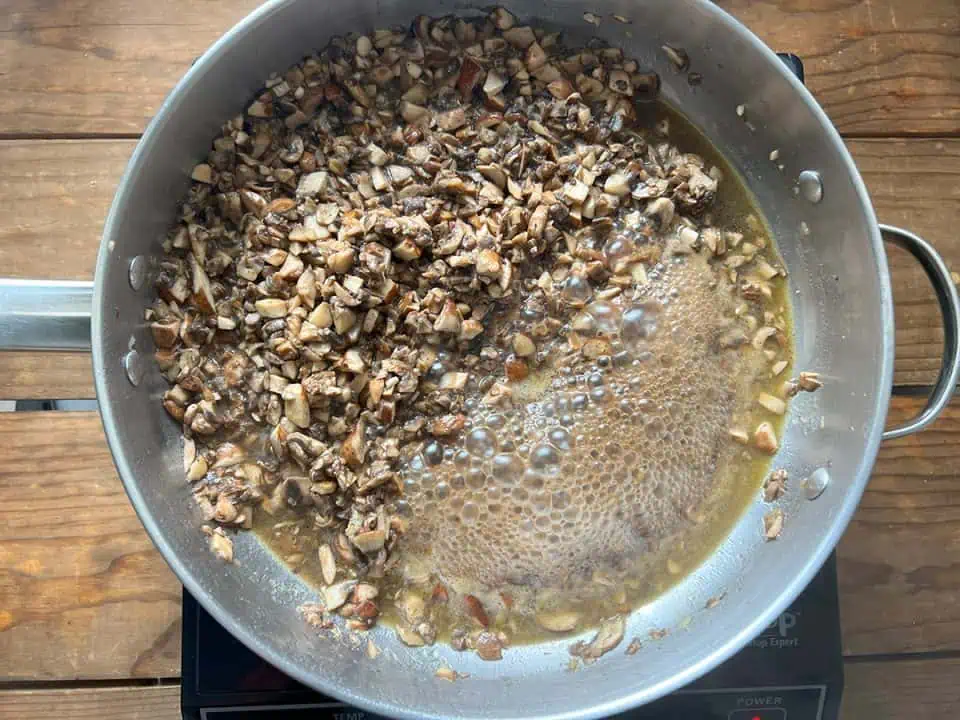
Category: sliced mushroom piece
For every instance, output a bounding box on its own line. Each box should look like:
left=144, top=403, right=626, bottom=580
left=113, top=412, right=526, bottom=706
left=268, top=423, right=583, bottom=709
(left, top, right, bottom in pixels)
left=525, top=41, right=547, bottom=71
left=757, top=392, right=786, bottom=415
left=457, top=57, right=484, bottom=98
left=435, top=667, right=460, bottom=682
left=190, top=253, right=216, bottom=315
left=474, top=630, right=504, bottom=660
left=754, top=421, right=778, bottom=454
left=275, top=252, right=304, bottom=282
left=191, top=163, right=214, bottom=184
left=797, top=371, right=823, bottom=392
left=475, top=249, right=502, bottom=276
left=603, top=173, right=632, bottom=197
left=764, top=468, right=788, bottom=502
left=547, top=77, right=574, bottom=99
left=437, top=108, right=467, bottom=132
left=490, top=7, right=515, bottom=30
left=282, top=384, right=310, bottom=428
left=460, top=318, right=484, bottom=341
left=187, top=456, right=208, bottom=482
left=209, top=531, right=234, bottom=563
left=764, top=508, right=784, bottom=540
left=214, top=495, right=239, bottom=524
left=608, top=70, right=633, bottom=95
left=512, top=333, right=536, bottom=357
left=477, top=164, right=508, bottom=189
left=340, top=421, right=368, bottom=469
left=397, top=624, right=426, bottom=647
left=322, top=581, right=357, bottom=611
left=151, top=319, right=181, bottom=349
left=503, top=25, right=536, bottom=48
left=351, top=526, right=387, bottom=554
left=662, top=44, right=690, bottom=71
left=318, top=544, right=337, bottom=585
left=483, top=71, right=508, bottom=96
left=645, top=197, right=675, bottom=228
left=563, top=181, right=590, bottom=204
left=396, top=590, right=427, bottom=625
left=295, top=170, right=329, bottom=198
left=434, top=300, right=463, bottom=334
left=576, top=615, right=625, bottom=659
left=255, top=298, right=288, bottom=319
left=536, top=610, right=580, bottom=633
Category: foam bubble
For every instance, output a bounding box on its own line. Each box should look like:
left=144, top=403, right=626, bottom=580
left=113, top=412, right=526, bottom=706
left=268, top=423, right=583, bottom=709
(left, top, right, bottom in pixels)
left=586, top=301, right=622, bottom=335
left=561, top=275, right=593, bottom=304
left=465, top=427, right=498, bottom=457
left=622, top=304, right=660, bottom=350
left=399, top=255, right=768, bottom=589
left=603, top=234, right=636, bottom=268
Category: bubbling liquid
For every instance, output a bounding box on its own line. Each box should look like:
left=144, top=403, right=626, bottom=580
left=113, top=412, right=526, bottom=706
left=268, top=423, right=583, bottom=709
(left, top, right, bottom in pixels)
left=398, top=255, right=767, bottom=593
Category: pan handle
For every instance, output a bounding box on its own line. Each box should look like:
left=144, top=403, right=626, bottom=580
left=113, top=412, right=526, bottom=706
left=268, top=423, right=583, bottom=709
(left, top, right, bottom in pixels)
left=0, top=279, right=93, bottom=351
left=0, top=231, right=953, bottom=432
left=881, top=224, right=960, bottom=440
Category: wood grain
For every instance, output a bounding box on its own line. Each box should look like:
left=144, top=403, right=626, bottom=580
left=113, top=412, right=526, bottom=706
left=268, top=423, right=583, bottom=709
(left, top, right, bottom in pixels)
left=839, top=397, right=960, bottom=656
left=0, top=137, right=954, bottom=399
left=0, top=684, right=179, bottom=720
left=0, top=0, right=956, bottom=136
left=0, top=412, right=181, bottom=681
left=0, top=139, right=132, bottom=280
left=857, top=137, right=960, bottom=386
left=0, top=354, right=94, bottom=400
left=0, top=138, right=129, bottom=400
left=843, top=656, right=960, bottom=718
left=0, top=397, right=956, bottom=681
left=717, top=0, right=960, bottom=136
left=1, top=655, right=959, bottom=719
left=0, top=0, right=262, bottom=136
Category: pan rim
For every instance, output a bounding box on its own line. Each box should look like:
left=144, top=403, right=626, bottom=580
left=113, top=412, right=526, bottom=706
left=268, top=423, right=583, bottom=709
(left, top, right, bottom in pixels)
left=91, top=0, right=893, bottom=717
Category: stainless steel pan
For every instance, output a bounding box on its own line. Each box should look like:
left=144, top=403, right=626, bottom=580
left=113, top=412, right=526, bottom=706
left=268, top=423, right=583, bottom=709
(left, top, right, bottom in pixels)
left=2, top=1, right=958, bottom=718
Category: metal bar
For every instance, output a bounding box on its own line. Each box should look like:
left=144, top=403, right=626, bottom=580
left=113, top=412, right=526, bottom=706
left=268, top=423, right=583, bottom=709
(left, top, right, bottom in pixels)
left=0, top=279, right=94, bottom=351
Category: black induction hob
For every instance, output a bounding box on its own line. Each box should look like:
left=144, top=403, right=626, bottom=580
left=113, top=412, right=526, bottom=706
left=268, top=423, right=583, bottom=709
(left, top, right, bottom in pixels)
left=182, top=51, right=829, bottom=720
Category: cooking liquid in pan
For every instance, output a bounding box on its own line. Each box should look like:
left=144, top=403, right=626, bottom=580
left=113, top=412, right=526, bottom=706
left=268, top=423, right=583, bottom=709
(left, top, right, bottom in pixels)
left=257, top=102, right=793, bottom=644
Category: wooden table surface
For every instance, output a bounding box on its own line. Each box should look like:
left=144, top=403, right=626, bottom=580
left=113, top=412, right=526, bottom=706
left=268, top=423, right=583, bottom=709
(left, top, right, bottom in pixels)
left=0, top=1, right=958, bottom=717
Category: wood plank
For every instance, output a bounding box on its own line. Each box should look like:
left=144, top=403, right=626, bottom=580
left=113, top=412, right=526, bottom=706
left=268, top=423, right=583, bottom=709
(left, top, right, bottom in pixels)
left=717, top=0, right=960, bottom=136
left=843, top=656, right=960, bottom=718
left=0, top=397, right=957, bottom=681
left=0, top=0, right=956, bottom=136
left=0, top=138, right=128, bottom=400
left=839, top=396, right=960, bottom=655
left=0, top=0, right=261, bottom=136
left=1, top=655, right=959, bottom=719
left=854, top=137, right=960, bottom=387
left=0, top=354, right=94, bottom=400
left=0, top=139, right=132, bottom=280
left=0, top=684, right=179, bottom=720
left=0, top=412, right=181, bottom=681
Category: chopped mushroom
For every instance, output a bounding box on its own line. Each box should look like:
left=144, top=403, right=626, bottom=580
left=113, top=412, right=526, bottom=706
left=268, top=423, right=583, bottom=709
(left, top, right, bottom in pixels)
left=764, top=469, right=788, bottom=502
left=757, top=392, right=786, bottom=415
left=536, top=610, right=580, bottom=633
left=797, top=371, right=823, bottom=392
left=151, top=6, right=801, bottom=661
left=570, top=615, right=625, bottom=660
left=208, top=529, right=234, bottom=563
left=754, top=422, right=779, bottom=454
left=764, top=509, right=784, bottom=540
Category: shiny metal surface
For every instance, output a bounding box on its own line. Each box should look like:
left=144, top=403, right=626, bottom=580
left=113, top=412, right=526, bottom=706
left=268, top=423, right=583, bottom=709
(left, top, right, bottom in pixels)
left=59, top=0, right=953, bottom=718
left=0, top=279, right=92, bottom=351
left=879, top=225, right=960, bottom=440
